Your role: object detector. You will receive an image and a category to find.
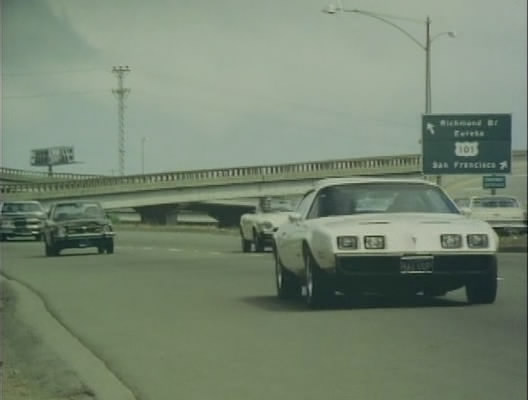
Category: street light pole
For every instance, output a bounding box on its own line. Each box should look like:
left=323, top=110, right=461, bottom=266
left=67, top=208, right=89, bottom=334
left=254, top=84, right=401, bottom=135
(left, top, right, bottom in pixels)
left=141, top=137, right=146, bottom=174
left=323, top=6, right=454, bottom=184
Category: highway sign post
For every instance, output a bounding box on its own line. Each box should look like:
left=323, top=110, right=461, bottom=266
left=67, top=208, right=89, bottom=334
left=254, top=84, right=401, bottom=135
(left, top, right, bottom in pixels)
left=483, top=175, right=506, bottom=189
left=422, top=113, right=511, bottom=175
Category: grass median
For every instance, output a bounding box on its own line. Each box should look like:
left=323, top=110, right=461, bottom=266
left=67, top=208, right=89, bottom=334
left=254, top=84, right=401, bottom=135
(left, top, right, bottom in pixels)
left=0, top=281, right=95, bottom=400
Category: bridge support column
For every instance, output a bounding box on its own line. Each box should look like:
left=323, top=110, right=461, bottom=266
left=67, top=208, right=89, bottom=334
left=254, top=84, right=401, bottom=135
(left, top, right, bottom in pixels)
left=135, top=205, right=177, bottom=225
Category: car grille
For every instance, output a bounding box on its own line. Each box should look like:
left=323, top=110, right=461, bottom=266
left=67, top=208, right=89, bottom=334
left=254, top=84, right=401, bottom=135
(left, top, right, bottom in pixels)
left=336, top=255, right=493, bottom=275
left=66, top=224, right=102, bottom=234
left=14, top=218, right=27, bottom=227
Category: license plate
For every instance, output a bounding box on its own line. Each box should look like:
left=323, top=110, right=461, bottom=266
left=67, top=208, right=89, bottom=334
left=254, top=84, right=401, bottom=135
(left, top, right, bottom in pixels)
left=400, top=256, right=434, bottom=274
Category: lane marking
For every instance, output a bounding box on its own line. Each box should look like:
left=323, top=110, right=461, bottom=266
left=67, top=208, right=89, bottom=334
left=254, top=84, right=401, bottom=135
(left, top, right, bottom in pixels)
left=141, top=246, right=153, bottom=250
left=168, top=248, right=182, bottom=252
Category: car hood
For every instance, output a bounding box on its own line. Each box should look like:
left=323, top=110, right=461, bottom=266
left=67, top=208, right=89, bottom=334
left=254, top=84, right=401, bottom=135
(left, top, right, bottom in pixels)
left=310, top=213, right=498, bottom=252
left=257, top=212, right=294, bottom=226
left=1, top=211, right=46, bottom=219
left=54, top=218, right=109, bottom=227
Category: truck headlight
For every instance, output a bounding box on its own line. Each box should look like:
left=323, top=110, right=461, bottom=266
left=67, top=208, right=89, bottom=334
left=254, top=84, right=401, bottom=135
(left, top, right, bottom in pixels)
left=337, top=236, right=358, bottom=250
left=364, top=235, right=385, bottom=249
left=441, top=234, right=462, bottom=249
left=467, top=234, right=489, bottom=248
left=1, top=220, right=14, bottom=228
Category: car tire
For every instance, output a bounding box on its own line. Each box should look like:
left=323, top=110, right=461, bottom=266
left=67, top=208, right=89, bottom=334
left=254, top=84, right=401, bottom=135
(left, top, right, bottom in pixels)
left=240, top=230, right=251, bottom=253
left=466, top=257, right=498, bottom=304
left=253, top=230, right=264, bottom=253
left=106, top=239, right=114, bottom=254
left=97, top=245, right=105, bottom=254
left=45, top=242, right=59, bottom=257
left=304, top=246, right=334, bottom=309
left=274, top=248, right=301, bottom=300
left=34, top=233, right=43, bottom=241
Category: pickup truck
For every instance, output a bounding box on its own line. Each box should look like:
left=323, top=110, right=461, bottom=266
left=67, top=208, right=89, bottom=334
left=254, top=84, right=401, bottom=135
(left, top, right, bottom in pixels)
left=239, top=198, right=295, bottom=252
left=0, top=200, right=47, bottom=241
left=454, top=195, right=527, bottom=235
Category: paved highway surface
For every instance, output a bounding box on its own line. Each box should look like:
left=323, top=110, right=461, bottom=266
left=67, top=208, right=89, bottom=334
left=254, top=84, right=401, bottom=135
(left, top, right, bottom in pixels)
left=1, top=231, right=526, bottom=400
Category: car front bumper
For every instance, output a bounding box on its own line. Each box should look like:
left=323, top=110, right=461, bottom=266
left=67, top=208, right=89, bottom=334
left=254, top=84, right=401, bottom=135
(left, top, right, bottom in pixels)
left=54, top=232, right=115, bottom=248
left=0, top=225, right=43, bottom=237
left=331, top=253, right=497, bottom=293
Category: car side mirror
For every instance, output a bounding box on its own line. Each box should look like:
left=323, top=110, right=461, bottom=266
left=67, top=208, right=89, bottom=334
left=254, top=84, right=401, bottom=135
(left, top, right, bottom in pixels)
left=288, top=213, right=302, bottom=223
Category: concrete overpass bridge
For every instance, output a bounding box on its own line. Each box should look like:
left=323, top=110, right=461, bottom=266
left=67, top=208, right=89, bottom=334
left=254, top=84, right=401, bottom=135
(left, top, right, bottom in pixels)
left=1, top=151, right=525, bottom=226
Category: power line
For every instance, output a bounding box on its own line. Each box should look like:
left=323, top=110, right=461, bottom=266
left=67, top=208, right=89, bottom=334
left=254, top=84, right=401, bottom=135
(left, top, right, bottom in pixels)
left=3, top=90, right=108, bottom=99
left=2, top=67, right=103, bottom=77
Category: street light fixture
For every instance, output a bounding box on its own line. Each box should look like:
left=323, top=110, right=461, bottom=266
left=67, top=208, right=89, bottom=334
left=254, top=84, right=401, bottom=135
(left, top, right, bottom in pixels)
left=322, top=4, right=455, bottom=114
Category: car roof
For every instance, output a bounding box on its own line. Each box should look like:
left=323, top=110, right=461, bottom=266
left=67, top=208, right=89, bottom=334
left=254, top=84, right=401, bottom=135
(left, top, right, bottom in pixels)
left=0, top=200, right=41, bottom=204
left=314, top=176, right=438, bottom=190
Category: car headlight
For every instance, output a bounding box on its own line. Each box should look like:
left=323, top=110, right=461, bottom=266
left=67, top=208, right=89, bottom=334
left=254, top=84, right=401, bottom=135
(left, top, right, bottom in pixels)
left=103, top=225, right=112, bottom=233
left=467, top=234, right=489, bottom=248
left=364, top=235, right=385, bottom=249
left=337, top=236, right=358, bottom=250
left=441, top=234, right=462, bottom=249
left=57, top=227, right=66, bottom=237
left=1, top=220, right=14, bottom=228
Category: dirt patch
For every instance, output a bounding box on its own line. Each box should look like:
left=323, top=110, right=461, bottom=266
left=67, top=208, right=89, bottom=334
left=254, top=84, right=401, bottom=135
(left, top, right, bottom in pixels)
left=0, top=282, right=95, bottom=400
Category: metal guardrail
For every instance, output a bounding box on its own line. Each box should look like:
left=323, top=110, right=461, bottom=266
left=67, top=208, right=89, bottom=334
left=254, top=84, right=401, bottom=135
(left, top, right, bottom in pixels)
left=1, top=150, right=525, bottom=200
left=0, top=167, right=102, bottom=182
left=0, top=154, right=423, bottom=199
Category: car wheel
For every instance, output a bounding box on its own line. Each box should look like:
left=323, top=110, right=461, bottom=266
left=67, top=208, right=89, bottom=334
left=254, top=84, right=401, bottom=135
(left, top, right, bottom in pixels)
left=105, top=238, right=114, bottom=254
left=304, top=247, right=334, bottom=309
left=45, top=242, right=59, bottom=257
left=466, top=257, right=498, bottom=304
left=253, top=230, right=264, bottom=253
left=240, top=231, right=251, bottom=253
left=274, top=249, right=301, bottom=300
left=97, top=245, right=105, bottom=254
left=34, top=233, right=43, bottom=241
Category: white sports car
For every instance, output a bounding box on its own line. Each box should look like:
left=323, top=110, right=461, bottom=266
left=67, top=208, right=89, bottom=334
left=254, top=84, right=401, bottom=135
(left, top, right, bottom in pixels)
left=273, top=177, right=499, bottom=308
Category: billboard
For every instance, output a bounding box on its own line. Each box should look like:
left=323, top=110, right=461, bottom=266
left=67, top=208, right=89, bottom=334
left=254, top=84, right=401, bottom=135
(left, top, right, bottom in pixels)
left=30, top=146, right=75, bottom=166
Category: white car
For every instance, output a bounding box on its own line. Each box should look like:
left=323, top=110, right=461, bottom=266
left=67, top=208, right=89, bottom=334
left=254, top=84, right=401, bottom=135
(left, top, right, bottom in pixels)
left=240, top=198, right=295, bottom=252
left=273, top=177, right=499, bottom=308
left=454, top=196, right=527, bottom=235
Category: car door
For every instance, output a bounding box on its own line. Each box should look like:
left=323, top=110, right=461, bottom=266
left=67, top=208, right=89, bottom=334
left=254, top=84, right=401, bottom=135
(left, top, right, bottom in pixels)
left=277, top=190, right=316, bottom=274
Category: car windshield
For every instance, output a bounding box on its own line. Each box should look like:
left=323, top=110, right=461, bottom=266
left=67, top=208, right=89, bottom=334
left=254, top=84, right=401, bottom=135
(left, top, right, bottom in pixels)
left=472, top=197, right=520, bottom=208
left=261, top=198, right=294, bottom=213
left=52, top=203, right=105, bottom=221
left=310, top=182, right=458, bottom=217
left=1, top=202, right=42, bottom=213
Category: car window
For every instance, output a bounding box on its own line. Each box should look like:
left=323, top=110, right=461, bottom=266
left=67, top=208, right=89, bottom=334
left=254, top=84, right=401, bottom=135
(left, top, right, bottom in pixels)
left=454, top=198, right=470, bottom=208
left=296, top=190, right=316, bottom=218
left=52, top=203, right=104, bottom=220
left=305, top=182, right=458, bottom=219
left=1, top=202, right=42, bottom=213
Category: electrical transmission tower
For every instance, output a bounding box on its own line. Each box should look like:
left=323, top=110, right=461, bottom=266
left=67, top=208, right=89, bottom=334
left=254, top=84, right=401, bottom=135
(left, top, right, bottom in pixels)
left=112, top=65, right=131, bottom=176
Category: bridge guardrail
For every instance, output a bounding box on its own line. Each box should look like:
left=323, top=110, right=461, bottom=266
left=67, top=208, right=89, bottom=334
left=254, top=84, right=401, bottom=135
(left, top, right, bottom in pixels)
left=0, top=167, right=102, bottom=182
left=0, top=154, right=422, bottom=196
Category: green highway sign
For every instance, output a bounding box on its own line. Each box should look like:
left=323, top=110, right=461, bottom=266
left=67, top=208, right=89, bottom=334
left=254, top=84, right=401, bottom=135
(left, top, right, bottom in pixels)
left=422, top=113, right=511, bottom=174
left=483, top=175, right=506, bottom=189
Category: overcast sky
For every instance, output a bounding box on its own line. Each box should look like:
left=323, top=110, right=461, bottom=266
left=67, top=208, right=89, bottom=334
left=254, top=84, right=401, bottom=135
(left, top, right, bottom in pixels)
left=1, top=0, right=526, bottom=175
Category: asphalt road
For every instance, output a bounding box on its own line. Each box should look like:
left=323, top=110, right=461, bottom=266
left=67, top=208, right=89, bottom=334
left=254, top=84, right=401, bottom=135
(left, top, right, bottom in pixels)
left=1, top=231, right=526, bottom=400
